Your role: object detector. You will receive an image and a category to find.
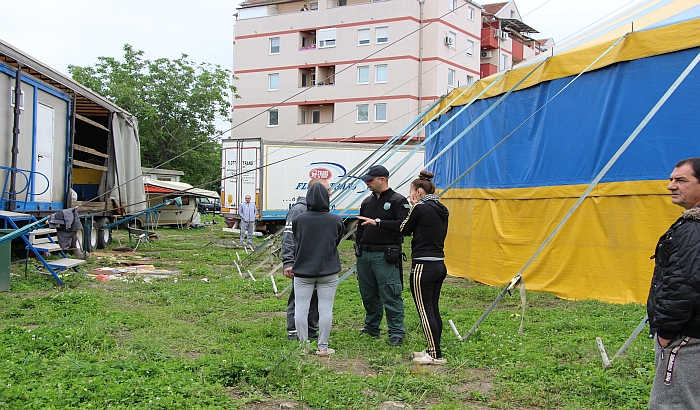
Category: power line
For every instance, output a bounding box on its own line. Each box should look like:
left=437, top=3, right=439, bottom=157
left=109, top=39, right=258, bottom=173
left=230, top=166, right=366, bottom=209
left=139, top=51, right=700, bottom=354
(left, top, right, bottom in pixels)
left=74, top=1, right=540, bottom=214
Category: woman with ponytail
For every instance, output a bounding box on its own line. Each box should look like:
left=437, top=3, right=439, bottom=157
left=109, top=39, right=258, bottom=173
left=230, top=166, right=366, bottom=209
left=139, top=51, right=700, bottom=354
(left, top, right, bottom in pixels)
left=358, top=170, right=449, bottom=364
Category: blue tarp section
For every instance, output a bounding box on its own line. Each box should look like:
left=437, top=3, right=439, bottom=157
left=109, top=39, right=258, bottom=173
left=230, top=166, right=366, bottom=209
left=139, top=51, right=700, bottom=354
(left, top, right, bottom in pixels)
left=426, top=47, right=700, bottom=189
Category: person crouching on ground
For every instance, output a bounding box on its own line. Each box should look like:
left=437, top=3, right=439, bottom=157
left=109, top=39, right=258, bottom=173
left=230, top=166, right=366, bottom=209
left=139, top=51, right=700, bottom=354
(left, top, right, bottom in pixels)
left=358, top=170, right=449, bottom=365
left=291, top=181, right=345, bottom=355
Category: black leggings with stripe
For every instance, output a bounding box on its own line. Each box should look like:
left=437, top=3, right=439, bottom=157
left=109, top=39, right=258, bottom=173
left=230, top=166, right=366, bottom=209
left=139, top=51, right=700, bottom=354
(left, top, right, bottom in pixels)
left=410, top=260, right=447, bottom=359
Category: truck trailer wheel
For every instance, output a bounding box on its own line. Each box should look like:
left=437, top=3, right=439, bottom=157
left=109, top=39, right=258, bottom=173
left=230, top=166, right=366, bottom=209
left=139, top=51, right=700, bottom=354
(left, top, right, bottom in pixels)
left=96, top=217, right=112, bottom=249
left=88, top=223, right=98, bottom=252
left=72, top=229, right=88, bottom=259
left=344, top=219, right=359, bottom=241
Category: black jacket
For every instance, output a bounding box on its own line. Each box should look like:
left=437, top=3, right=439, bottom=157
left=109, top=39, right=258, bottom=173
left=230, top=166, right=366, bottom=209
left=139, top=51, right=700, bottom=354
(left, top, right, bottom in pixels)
left=378, top=194, right=449, bottom=260
left=291, top=183, right=345, bottom=278
left=356, top=188, right=410, bottom=247
left=647, top=206, right=700, bottom=340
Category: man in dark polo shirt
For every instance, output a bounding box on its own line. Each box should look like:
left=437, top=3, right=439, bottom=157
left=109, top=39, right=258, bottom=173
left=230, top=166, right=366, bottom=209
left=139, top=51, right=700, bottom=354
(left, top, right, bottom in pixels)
left=355, top=165, right=410, bottom=346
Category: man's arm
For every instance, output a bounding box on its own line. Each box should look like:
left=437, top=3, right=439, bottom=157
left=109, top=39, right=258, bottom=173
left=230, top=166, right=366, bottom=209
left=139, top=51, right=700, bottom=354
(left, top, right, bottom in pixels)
left=375, top=203, right=418, bottom=235
left=653, top=228, right=700, bottom=340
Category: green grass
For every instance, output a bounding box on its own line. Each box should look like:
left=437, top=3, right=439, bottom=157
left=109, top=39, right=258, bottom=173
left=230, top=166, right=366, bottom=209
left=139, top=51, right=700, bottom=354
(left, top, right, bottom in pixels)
left=0, top=220, right=653, bottom=409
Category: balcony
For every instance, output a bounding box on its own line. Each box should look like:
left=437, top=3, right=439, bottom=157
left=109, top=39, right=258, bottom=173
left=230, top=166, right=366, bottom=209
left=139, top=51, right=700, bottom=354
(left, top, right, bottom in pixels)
left=299, top=104, right=334, bottom=125
left=238, top=0, right=319, bottom=19
left=298, top=65, right=335, bottom=87
left=299, top=30, right=316, bottom=50
left=327, top=0, right=387, bottom=8
left=480, top=63, right=498, bottom=78
left=512, top=40, right=524, bottom=64
left=481, top=28, right=499, bottom=50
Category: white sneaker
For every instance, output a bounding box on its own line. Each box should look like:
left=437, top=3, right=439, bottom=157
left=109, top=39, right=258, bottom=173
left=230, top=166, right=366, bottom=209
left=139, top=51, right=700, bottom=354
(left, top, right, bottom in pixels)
left=412, top=352, right=446, bottom=365
left=316, top=348, right=335, bottom=356
left=411, top=350, right=426, bottom=358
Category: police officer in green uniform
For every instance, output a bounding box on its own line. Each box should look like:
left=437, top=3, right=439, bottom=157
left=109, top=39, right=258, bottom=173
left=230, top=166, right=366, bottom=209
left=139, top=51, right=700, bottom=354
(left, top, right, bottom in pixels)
left=355, top=165, right=410, bottom=346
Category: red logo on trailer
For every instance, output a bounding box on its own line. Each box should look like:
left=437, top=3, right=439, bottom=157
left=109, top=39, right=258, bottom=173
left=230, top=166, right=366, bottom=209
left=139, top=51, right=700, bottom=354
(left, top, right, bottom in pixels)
left=309, top=167, right=332, bottom=180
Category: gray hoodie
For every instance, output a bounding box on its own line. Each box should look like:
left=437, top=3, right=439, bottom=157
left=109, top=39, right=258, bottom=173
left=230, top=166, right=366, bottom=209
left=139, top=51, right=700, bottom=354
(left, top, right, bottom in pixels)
left=282, top=196, right=307, bottom=269
left=291, top=182, right=345, bottom=278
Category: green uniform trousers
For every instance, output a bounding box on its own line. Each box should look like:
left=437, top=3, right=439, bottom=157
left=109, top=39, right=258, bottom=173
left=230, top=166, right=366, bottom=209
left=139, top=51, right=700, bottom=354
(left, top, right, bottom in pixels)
left=357, top=250, right=405, bottom=338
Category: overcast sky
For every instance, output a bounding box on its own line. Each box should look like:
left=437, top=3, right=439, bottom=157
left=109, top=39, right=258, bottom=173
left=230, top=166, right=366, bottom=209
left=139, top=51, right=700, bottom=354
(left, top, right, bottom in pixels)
left=2, top=0, right=641, bottom=76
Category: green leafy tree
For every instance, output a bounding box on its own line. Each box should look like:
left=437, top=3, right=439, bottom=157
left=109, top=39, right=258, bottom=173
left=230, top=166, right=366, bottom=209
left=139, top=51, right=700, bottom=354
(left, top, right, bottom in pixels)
left=69, top=44, right=238, bottom=189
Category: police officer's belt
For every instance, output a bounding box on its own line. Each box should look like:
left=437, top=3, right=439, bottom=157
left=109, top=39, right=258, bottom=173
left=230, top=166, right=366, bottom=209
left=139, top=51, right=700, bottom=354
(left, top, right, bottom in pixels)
left=361, top=244, right=394, bottom=252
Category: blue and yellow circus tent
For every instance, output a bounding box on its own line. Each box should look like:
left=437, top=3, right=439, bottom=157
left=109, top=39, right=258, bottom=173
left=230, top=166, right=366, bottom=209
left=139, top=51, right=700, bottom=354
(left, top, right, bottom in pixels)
left=424, top=0, right=700, bottom=304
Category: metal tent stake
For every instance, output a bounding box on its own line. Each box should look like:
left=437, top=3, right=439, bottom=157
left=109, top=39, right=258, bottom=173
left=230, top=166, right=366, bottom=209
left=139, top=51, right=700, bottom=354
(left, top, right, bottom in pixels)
left=448, top=319, right=464, bottom=341
left=597, top=315, right=648, bottom=369
left=270, top=275, right=278, bottom=296
left=233, top=260, right=243, bottom=278
left=462, top=273, right=522, bottom=341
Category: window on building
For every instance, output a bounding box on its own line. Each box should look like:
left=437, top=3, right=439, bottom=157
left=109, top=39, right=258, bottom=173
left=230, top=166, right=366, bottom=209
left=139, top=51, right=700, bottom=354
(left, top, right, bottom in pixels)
left=268, top=109, right=279, bottom=126
left=447, top=31, right=456, bottom=49
left=501, top=54, right=508, bottom=71
left=301, top=110, right=307, bottom=124
left=312, top=110, right=321, bottom=123
left=467, top=39, right=475, bottom=56
left=376, top=26, right=388, bottom=44
left=357, top=104, right=369, bottom=122
left=467, top=75, right=474, bottom=84
left=358, top=66, right=369, bottom=84
left=317, top=28, right=336, bottom=48
left=375, top=64, right=387, bottom=83
left=449, top=0, right=456, bottom=11
left=468, top=7, right=474, bottom=21
left=511, top=10, right=516, bottom=18
left=269, top=73, right=279, bottom=91
left=310, top=1, right=318, bottom=10
left=270, top=37, right=280, bottom=54
left=448, top=69, right=455, bottom=88
left=374, top=103, right=387, bottom=122
left=358, top=28, right=370, bottom=45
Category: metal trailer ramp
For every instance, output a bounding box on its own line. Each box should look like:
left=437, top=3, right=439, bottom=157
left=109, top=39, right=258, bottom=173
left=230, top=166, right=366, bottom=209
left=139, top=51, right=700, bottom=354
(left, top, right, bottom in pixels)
left=0, top=210, right=85, bottom=286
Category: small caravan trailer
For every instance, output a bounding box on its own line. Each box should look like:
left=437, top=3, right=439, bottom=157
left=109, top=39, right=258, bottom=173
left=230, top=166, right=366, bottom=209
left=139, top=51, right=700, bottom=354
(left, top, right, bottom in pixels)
left=138, top=178, right=219, bottom=228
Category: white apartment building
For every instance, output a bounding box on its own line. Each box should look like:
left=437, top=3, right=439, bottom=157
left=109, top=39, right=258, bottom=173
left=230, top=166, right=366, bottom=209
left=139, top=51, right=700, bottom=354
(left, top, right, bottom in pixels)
left=232, top=0, right=542, bottom=143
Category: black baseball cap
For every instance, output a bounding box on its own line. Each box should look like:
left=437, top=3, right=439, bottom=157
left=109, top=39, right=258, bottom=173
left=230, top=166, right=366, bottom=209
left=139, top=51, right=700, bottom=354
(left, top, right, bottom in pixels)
left=359, top=165, right=390, bottom=182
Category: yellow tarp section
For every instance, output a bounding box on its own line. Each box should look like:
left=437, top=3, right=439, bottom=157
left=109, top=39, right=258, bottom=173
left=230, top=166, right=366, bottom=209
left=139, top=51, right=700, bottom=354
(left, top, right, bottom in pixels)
left=424, top=0, right=700, bottom=123
left=441, top=180, right=681, bottom=304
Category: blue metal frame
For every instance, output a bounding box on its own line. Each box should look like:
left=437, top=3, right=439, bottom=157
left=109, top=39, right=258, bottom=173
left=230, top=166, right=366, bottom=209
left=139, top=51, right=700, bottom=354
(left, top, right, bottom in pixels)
left=1, top=61, right=72, bottom=211
left=260, top=209, right=360, bottom=220
left=30, top=86, right=37, bottom=201
left=0, top=62, right=70, bottom=102
left=64, top=97, right=72, bottom=209
left=0, top=165, right=54, bottom=211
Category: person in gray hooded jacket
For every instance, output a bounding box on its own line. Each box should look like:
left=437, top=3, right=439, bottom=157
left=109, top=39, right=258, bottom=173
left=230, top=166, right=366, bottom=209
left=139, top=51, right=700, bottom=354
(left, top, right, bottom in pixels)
left=291, top=182, right=345, bottom=355
left=282, top=179, right=328, bottom=340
